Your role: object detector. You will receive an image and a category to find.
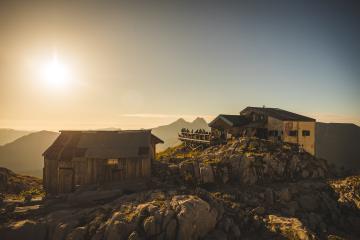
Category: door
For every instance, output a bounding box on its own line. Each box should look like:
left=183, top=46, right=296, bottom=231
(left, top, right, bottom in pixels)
left=58, top=168, right=74, bottom=193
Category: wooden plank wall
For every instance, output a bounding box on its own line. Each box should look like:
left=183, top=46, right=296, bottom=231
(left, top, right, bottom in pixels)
left=43, top=158, right=59, bottom=194
left=46, top=156, right=152, bottom=194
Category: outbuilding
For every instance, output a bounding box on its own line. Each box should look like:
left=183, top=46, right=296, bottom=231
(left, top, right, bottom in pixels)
left=43, top=130, right=163, bottom=194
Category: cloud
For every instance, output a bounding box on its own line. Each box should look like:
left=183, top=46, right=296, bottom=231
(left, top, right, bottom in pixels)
left=121, top=113, right=215, bottom=121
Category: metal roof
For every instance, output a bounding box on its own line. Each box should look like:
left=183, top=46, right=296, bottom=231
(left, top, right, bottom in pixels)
left=240, top=107, right=315, bottom=122
left=43, top=130, right=163, bottom=160
left=209, top=114, right=250, bottom=127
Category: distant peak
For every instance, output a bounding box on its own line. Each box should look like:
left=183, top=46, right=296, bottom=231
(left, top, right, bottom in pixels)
left=175, top=118, right=187, bottom=124
left=192, top=117, right=207, bottom=124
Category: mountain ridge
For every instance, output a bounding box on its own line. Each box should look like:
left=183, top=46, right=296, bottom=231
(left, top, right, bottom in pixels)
left=151, top=117, right=210, bottom=151
left=0, top=129, right=32, bottom=146
left=0, top=131, right=60, bottom=177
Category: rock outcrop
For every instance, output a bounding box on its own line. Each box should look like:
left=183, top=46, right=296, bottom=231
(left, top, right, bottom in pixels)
left=0, top=167, right=42, bottom=194
left=155, top=138, right=329, bottom=186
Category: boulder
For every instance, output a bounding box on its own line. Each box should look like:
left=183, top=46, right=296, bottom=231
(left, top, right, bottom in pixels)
left=200, top=164, right=215, bottom=183
left=265, top=188, right=274, bottom=205
left=104, top=212, right=134, bottom=240
left=302, top=170, right=310, bottom=178
left=65, top=226, right=87, bottom=240
left=286, top=201, right=299, bottom=216
left=239, top=155, right=258, bottom=185
left=0, top=220, right=47, bottom=240
left=193, top=161, right=201, bottom=180
left=252, top=206, right=266, bottom=215
left=161, top=208, right=175, bottom=228
left=298, top=195, right=319, bottom=212
left=53, top=220, right=79, bottom=240
left=171, top=195, right=218, bottom=240
left=204, top=229, right=227, bottom=240
left=265, top=215, right=317, bottom=240
left=143, top=216, right=161, bottom=237
left=278, top=188, right=292, bottom=202
left=179, top=162, right=194, bottom=178
left=164, top=219, right=177, bottom=239
left=127, top=231, right=141, bottom=240
left=230, top=224, right=241, bottom=238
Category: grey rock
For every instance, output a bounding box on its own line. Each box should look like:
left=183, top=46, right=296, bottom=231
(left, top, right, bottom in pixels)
left=143, top=216, right=160, bottom=237
left=165, top=219, right=177, bottom=240
left=298, top=195, right=319, bottom=212
left=66, top=226, right=87, bottom=240
left=278, top=188, right=292, bottom=202
left=252, top=206, right=266, bottom=215
left=265, top=188, right=274, bottom=205
left=53, top=220, right=79, bottom=240
left=171, top=195, right=218, bottom=240
left=0, top=220, right=47, bottom=240
left=204, top=229, right=228, bottom=240
left=200, top=164, right=215, bottom=183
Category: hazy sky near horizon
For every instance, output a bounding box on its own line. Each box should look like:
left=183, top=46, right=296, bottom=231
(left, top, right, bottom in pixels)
left=1, top=0, right=359, bottom=130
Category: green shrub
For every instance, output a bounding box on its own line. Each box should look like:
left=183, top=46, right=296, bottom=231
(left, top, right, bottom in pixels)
left=20, top=187, right=44, bottom=198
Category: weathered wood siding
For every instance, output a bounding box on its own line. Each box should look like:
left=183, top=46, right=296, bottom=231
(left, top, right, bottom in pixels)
left=44, top=137, right=156, bottom=194
left=43, top=158, right=59, bottom=194
left=58, top=168, right=74, bottom=193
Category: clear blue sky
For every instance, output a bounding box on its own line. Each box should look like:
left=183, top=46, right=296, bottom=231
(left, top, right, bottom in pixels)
left=0, top=0, right=359, bottom=130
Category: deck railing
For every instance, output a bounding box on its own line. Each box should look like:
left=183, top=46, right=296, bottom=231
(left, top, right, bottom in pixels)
left=178, top=131, right=215, bottom=144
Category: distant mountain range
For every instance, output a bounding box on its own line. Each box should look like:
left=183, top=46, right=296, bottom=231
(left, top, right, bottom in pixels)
left=0, top=131, right=59, bottom=177
left=0, top=129, right=32, bottom=146
left=0, top=119, right=359, bottom=178
left=152, top=117, right=210, bottom=151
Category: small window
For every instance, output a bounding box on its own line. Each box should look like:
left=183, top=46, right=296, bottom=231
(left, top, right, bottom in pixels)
left=107, top=159, right=118, bottom=165
left=302, top=130, right=310, bottom=136
left=138, top=147, right=149, bottom=156
left=252, top=114, right=257, bottom=121
left=289, top=130, right=298, bottom=136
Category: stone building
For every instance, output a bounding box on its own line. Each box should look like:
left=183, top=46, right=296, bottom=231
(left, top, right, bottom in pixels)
left=209, top=107, right=316, bottom=155
left=43, top=130, right=163, bottom=195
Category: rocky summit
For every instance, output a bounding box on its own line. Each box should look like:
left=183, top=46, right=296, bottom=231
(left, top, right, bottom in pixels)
left=1, top=138, right=359, bottom=240
left=155, top=137, right=329, bottom=186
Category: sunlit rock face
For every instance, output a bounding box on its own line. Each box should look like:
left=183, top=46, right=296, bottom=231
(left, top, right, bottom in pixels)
left=155, top=137, right=329, bottom=186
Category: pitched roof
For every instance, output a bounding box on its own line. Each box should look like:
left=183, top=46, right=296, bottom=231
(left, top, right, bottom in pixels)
left=240, top=107, right=315, bottom=122
left=209, top=114, right=250, bottom=127
left=43, top=130, right=163, bottom=160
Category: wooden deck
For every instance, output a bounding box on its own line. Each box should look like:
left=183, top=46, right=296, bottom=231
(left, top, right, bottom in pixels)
left=178, top=132, right=216, bottom=147
left=178, top=136, right=211, bottom=144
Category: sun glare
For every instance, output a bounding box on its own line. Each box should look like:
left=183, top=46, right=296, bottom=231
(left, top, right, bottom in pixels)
left=41, top=54, right=70, bottom=89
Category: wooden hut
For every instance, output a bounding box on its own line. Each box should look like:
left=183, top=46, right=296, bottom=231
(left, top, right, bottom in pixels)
left=43, top=130, right=163, bottom=195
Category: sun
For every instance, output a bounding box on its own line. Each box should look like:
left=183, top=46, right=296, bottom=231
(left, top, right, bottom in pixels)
left=41, top=54, right=70, bottom=89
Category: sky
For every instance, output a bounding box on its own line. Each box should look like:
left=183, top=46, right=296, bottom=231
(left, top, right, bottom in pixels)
left=0, top=0, right=359, bottom=131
